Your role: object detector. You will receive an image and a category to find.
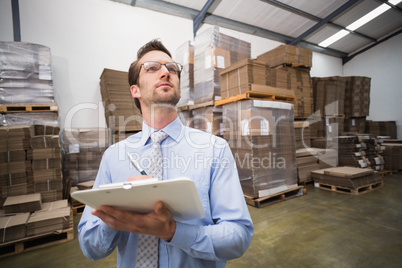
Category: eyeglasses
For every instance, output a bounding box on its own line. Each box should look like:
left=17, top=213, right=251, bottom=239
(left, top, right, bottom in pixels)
left=140, top=61, right=183, bottom=74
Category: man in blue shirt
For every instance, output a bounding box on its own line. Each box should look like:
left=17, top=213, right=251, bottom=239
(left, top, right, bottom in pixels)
left=78, top=39, right=254, bottom=267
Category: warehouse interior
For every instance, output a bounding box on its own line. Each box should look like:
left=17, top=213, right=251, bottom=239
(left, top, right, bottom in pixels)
left=1, top=0, right=402, bottom=267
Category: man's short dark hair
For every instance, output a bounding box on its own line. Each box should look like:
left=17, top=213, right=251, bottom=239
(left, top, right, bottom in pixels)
left=128, top=39, right=174, bottom=113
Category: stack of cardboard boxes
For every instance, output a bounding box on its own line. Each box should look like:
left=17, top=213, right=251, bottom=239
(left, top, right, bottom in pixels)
left=0, top=126, right=33, bottom=198
left=28, top=131, right=63, bottom=202
left=311, top=166, right=382, bottom=192
left=257, top=45, right=314, bottom=119
left=99, top=68, right=142, bottom=139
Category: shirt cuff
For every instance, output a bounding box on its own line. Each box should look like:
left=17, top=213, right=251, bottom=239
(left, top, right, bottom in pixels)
left=167, top=222, right=199, bottom=249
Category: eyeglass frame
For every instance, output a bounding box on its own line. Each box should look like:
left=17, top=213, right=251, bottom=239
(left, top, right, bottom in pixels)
left=138, top=61, right=183, bottom=76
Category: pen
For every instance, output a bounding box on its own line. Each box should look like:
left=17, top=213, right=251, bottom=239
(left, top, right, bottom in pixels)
left=127, top=153, right=147, bottom=175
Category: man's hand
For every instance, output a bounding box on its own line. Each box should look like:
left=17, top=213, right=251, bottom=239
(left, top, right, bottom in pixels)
left=91, top=175, right=176, bottom=241
left=92, top=201, right=176, bottom=242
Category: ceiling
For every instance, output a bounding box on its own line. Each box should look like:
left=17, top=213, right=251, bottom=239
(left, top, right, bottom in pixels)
left=113, top=0, right=402, bottom=64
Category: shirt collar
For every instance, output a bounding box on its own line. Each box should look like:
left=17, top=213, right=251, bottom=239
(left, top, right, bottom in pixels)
left=140, top=116, right=183, bottom=145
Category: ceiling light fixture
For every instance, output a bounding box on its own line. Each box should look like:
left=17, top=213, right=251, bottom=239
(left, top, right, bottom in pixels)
left=319, top=0, right=402, bottom=47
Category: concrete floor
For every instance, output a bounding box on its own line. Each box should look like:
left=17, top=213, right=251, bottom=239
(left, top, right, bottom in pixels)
left=1, top=173, right=401, bottom=268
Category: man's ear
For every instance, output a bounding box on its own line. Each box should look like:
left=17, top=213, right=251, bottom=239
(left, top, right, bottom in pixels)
left=130, top=85, right=140, bottom=98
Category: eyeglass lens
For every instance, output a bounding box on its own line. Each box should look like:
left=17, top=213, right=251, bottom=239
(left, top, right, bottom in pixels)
left=143, top=62, right=182, bottom=73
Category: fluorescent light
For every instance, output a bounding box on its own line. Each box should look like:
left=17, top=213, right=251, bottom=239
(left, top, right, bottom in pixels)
left=389, top=0, right=402, bottom=5
left=318, top=0, right=402, bottom=48
left=346, top=4, right=390, bottom=31
left=318, top=30, right=349, bottom=48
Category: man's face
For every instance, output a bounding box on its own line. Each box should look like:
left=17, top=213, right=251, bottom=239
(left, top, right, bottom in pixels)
left=135, top=50, right=181, bottom=110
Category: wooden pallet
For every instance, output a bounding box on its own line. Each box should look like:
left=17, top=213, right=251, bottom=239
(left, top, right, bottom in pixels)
left=72, top=204, right=85, bottom=215
left=188, top=100, right=215, bottom=110
left=0, top=209, right=74, bottom=259
left=0, top=228, right=74, bottom=259
left=0, top=104, right=58, bottom=113
left=215, top=91, right=296, bottom=107
left=245, top=186, right=305, bottom=208
left=272, top=63, right=312, bottom=69
left=314, top=181, right=384, bottom=195
left=379, top=170, right=393, bottom=178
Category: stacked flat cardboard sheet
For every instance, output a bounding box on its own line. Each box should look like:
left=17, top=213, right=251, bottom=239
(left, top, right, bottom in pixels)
left=312, top=77, right=346, bottom=116
left=27, top=134, right=62, bottom=203
left=309, top=116, right=344, bottom=139
left=256, top=44, right=312, bottom=68
left=383, top=143, right=402, bottom=170
left=335, top=136, right=370, bottom=168
left=294, top=121, right=311, bottom=149
left=344, top=76, right=371, bottom=117
left=3, top=193, right=42, bottom=214
left=0, top=213, right=30, bottom=243
left=295, top=148, right=338, bottom=183
left=296, top=148, right=320, bottom=183
left=311, top=166, right=381, bottom=189
left=266, top=66, right=313, bottom=118
left=0, top=125, right=34, bottom=198
left=0, top=125, right=33, bottom=151
left=100, top=68, right=142, bottom=132
left=223, top=100, right=297, bottom=198
left=344, top=117, right=367, bottom=133
left=27, top=205, right=70, bottom=236
left=219, top=59, right=267, bottom=98
left=366, top=121, right=397, bottom=139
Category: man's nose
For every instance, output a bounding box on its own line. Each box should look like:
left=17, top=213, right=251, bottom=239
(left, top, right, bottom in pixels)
left=160, top=65, right=171, bottom=79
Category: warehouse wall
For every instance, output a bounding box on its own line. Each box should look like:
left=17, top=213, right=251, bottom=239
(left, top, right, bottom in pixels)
left=0, top=0, right=399, bottom=137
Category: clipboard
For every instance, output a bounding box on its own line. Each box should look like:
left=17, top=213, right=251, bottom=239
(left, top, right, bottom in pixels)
left=71, top=177, right=205, bottom=221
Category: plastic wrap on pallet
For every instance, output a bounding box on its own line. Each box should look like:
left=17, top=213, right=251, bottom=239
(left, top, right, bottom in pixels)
left=193, top=26, right=251, bottom=104
left=191, top=106, right=223, bottom=137
left=0, top=112, right=59, bottom=127
left=175, top=41, right=194, bottom=107
left=61, top=128, right=112, bottom=186
left=222, top=100, right=297, bottom=198
left=0, top=42, right=55, bottom=105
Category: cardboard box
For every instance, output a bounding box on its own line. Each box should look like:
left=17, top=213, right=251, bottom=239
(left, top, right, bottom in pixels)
left=257, top=44, right=312, bottom=68
left=27, top=207, right=71, bottom=236
left=0, top=213, right=30, bottom=243
left=3, top=193, right=42, bottom=214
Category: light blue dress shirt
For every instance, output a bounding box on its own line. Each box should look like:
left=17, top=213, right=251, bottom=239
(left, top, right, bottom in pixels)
left=78, top=116, right=254, bottom=268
